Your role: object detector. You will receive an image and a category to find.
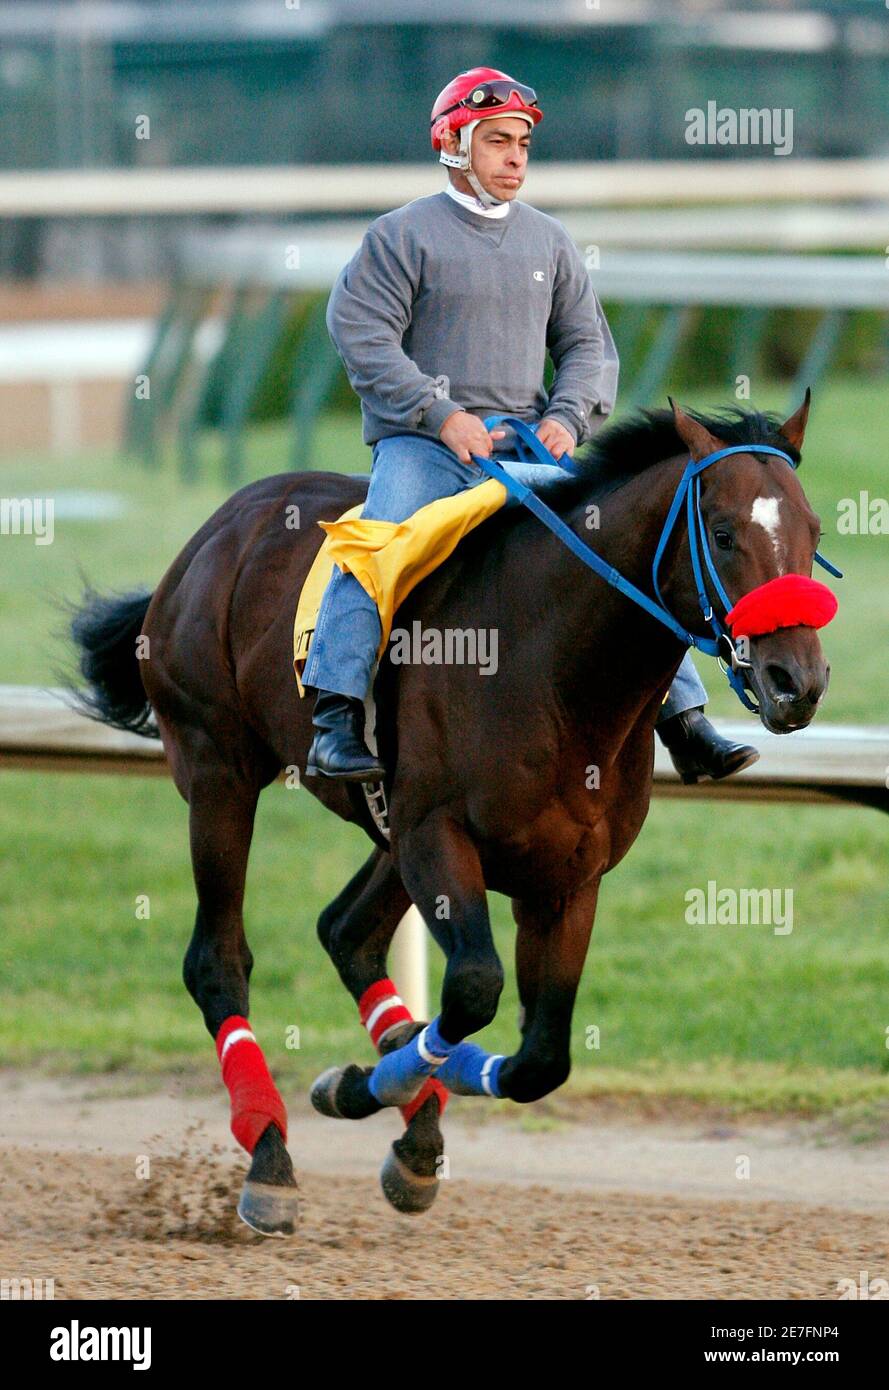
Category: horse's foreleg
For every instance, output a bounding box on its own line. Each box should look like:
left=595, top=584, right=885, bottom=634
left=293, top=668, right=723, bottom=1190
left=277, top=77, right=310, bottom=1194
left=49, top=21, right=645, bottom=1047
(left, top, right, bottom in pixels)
left=421, top=878, right=602, bottom=1103
left=184, top=762, right=298, bottom=1236
left=496, top=879, right=601, bottom=1104
left=311, top=847, right=447, bottom=1212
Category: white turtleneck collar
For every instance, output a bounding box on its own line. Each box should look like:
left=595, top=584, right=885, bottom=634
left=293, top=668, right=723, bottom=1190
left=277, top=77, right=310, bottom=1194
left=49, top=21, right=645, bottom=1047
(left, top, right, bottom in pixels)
left=444, top=181, right=511, bottom=220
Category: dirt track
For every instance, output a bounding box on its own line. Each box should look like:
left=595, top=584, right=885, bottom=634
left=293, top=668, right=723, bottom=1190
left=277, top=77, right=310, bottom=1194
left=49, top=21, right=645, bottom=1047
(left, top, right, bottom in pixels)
left=2, top=1073, right=887, bottom=1300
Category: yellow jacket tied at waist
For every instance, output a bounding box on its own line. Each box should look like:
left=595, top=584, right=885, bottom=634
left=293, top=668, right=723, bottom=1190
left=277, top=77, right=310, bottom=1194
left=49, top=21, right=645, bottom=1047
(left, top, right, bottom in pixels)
left=293, top=478, right=507, bottom=695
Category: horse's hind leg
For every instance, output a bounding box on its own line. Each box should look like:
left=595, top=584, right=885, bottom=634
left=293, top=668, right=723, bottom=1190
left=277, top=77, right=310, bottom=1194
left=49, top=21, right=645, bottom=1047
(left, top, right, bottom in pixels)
left=317, top=846, right=411, bottom=999
left=316, top=812, right=503, bottom=1110
left=313, top=847, right=447, bottom=1214
left=182, top=743, right=298, bottom=1236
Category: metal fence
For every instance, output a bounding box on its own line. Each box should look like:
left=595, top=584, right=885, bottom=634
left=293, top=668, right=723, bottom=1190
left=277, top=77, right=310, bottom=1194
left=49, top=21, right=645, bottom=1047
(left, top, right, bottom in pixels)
left=125, top=236, right=889, bottom=482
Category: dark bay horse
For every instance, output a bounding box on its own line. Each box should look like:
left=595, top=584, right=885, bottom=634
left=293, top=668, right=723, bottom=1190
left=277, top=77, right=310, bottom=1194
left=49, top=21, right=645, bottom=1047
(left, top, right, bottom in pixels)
left=70, top=397, right=832, bottom=1234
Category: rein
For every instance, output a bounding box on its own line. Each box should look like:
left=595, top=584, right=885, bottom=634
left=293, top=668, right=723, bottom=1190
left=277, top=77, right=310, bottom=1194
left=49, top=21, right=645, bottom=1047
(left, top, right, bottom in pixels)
left=473, top=414, right=841, bottom=713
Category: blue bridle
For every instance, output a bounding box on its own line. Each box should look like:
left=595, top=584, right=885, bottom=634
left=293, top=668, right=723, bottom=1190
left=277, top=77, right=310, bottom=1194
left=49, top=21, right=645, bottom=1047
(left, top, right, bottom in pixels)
left=472, top=414, right=842, bottom=713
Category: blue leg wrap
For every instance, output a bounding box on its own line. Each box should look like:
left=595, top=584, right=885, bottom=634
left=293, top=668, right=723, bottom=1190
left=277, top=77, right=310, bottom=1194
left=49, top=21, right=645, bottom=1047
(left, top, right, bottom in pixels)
left=435, top=1042, right=505, bottom=1098
left=367, top=1016, right=455, bottom=1106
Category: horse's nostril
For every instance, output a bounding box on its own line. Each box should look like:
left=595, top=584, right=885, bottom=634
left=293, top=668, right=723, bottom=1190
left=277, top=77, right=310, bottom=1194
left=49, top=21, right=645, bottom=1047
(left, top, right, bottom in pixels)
left=764, top=663, right=800, bottom=700
left=806, top=676, right=827, bottom=706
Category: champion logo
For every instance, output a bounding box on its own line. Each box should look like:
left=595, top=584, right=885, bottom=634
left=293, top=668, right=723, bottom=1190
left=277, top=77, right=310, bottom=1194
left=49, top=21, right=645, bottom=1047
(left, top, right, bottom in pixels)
left=533, top=270, right=546, bottom=282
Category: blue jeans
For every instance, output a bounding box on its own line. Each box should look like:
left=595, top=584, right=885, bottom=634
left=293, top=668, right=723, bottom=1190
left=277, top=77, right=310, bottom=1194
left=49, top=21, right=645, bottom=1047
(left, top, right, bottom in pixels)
left=302, top=431, right=706, bottom=718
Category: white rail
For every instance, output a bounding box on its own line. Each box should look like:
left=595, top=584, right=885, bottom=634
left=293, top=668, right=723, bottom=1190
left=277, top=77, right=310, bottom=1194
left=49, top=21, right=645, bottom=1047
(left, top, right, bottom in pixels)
left=2, top=687, right=887, bottom=804
left=2, top=160, right=888, bottom=217
left=176, top=229, right=889, bottom=309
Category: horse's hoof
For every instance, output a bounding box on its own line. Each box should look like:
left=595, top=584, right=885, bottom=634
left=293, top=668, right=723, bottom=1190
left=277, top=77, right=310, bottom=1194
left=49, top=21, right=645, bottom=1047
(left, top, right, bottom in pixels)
left=310, top=1066, right=346, bottom=1118
left=310, top=1063, right=381, bottom=1120
left=237, top=1180, right=299, bottom=1237
left=380, top=1145, right=440, bottom=1215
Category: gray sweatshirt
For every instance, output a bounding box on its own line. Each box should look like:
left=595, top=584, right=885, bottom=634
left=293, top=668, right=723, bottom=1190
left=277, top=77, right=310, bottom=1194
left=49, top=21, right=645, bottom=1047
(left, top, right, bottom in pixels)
left=325, top=190, right=619, bottom=448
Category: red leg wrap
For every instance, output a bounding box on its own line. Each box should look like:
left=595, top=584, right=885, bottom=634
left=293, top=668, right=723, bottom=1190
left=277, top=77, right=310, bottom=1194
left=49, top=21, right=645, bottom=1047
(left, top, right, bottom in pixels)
left=358, top=979, right=449, bottom=1122
left=401, top=1076, right=449, bottom=1124
left=359, top=978, right=413, bottom=1049
left=216, top=1015, right=288, bottom=1154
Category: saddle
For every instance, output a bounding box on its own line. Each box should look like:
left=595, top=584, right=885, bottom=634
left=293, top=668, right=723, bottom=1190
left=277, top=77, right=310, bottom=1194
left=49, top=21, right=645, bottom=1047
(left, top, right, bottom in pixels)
left=293, top=478, right=507, bottom=695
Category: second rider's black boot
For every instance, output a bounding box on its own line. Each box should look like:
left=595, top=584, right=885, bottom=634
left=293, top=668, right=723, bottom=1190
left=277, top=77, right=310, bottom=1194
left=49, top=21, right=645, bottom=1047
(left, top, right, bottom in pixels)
left=657, top=707, right=759, bottom=785
left=304, top=689, right=386, bottom=782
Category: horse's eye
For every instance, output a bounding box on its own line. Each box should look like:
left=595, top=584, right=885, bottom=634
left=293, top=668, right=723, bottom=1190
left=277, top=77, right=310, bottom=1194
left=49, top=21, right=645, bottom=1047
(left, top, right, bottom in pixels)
left=714, top=530, right=733, bottom=551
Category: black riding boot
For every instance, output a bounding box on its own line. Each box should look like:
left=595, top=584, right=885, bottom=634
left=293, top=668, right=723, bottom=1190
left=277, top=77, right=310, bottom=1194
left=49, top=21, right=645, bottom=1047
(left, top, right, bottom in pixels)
left=304, top=689, right=385, bottom=782
left=657, top=707, right=759, bottom=785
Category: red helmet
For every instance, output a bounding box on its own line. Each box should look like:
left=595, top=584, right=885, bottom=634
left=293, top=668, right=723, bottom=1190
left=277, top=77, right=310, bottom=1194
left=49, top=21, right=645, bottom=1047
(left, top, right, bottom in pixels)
left=430, top=67, right=543, bottom=151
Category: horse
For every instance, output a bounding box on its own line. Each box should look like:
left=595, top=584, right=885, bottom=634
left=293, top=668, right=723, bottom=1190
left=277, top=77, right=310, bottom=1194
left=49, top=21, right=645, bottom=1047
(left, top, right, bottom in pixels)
left=69, top=395, right=834, bottom=1235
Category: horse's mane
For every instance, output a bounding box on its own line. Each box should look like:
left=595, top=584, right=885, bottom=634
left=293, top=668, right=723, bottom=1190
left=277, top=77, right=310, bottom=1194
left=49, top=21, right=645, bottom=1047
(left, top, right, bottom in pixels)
left=533, top=406, right=801, bottom=510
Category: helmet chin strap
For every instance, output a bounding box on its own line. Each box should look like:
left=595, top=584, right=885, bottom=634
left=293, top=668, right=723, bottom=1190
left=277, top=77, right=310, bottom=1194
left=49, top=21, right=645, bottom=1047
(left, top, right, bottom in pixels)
left=439, top=119, right=506, bottom=211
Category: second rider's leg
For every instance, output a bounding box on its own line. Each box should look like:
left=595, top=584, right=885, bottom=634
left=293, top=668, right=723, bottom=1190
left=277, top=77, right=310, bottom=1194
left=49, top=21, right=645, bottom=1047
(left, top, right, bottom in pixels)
left=656, top=653, right=759, bottom=783
left=304, top=434, right=485, bottom=780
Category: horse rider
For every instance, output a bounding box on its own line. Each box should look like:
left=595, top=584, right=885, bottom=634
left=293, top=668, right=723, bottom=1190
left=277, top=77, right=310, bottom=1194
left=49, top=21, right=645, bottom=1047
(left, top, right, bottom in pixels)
left=302, top=66, right=758, bottom=785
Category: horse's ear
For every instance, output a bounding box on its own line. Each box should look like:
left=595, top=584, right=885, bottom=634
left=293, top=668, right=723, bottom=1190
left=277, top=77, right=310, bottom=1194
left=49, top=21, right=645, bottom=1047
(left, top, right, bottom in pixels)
left=669, top=397, right=722, bottom=462
left=778, top=387, right=811, bottom=454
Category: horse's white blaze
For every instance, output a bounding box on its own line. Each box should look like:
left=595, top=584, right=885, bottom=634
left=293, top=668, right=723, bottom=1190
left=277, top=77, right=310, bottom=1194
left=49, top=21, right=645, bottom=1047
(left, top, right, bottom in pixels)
left=750, top=495, right=784, bottom=571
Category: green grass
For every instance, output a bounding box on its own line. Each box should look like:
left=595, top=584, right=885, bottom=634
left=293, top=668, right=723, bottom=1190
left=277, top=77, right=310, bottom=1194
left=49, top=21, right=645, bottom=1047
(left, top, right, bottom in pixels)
left=0, top=417, right=369, bottom=686
left=1, top=772, right=887, bottom=1111
left=1, top=379, right=887, bottom=1111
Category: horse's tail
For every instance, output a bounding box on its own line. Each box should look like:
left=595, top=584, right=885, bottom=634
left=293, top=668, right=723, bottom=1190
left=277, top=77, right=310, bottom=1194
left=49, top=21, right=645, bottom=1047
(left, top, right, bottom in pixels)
left=68, top=586, right=159, bottom=738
